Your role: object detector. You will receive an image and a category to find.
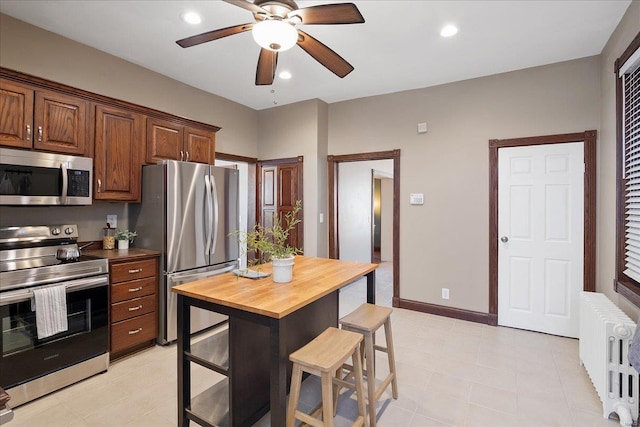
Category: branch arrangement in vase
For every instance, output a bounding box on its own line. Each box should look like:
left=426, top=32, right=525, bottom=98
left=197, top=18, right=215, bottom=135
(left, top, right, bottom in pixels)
left=230, top=200, right=302, bottom=267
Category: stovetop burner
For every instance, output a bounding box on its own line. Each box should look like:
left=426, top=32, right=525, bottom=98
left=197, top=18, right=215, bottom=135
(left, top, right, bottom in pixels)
left=0, top=225, right=108, bottom=292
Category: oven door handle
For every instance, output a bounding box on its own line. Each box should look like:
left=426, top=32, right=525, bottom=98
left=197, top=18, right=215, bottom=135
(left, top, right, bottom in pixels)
left=0, top=275, right=108, bottom=306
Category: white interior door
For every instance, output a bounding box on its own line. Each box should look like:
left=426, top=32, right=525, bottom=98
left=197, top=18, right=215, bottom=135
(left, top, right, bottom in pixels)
left=498, top=142, right=584, bottom=338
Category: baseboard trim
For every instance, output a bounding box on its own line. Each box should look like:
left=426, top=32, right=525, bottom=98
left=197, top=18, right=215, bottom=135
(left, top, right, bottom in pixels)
left=397, top=298, right=490, bottom=324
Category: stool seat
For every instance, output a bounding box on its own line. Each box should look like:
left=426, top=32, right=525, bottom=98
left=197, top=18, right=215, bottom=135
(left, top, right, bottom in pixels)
left=287, top=327, right=368, bottom=427
left=338, top=303, right=398, bottom=427
left=339, top=304, right=392, bottom=332
left=290, top=327, right=363, bottom=372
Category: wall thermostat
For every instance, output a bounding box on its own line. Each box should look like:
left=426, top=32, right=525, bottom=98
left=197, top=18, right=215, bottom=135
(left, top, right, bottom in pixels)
left=409, top=193, right=424, bottom=205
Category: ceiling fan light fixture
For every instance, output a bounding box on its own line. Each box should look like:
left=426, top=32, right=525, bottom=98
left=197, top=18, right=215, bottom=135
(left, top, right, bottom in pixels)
left=252, top=19, right=298, bottom=52
left=181, top=11, right=202, bottom=25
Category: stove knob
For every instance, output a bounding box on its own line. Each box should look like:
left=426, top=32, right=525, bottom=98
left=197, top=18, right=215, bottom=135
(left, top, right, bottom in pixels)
left=51, top=227, right=61, bottom=236
left=65, top=227, right=74, bottom=235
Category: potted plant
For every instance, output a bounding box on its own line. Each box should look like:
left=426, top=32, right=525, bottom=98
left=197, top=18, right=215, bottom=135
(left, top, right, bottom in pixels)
left=231, top=200, right=302, bottom=283
left=115, top=229, right=137, bottom=250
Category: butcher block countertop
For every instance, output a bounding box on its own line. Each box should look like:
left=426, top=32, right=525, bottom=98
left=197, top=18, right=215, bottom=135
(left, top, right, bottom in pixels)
left=172, top=256, right=377, bottom=319
left=83, top=247, right=160, bottom=261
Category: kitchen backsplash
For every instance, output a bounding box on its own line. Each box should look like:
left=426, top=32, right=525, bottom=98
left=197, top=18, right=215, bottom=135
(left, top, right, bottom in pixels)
left=0, top=201, right=138, bottom=241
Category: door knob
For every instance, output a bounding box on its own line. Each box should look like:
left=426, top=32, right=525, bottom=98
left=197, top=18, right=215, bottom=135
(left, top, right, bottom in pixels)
left=500, top=236, right=509, bottom=243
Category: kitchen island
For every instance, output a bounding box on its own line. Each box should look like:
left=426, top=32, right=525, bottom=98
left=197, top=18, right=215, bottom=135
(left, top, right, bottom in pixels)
left=172, top=255, right=377, bottom=427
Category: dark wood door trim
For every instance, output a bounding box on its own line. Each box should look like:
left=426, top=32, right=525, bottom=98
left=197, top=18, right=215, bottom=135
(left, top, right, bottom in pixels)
left=216, top=152, right=258, bottom=164
left=327, top=150, right=401, bottom=306
left=488, top=130, right=597, bottom=326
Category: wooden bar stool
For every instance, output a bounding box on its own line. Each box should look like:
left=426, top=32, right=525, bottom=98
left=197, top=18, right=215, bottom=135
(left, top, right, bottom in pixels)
left=287, top=327, right=368, bottom=427
left=338, top=303, right=398, bottom=427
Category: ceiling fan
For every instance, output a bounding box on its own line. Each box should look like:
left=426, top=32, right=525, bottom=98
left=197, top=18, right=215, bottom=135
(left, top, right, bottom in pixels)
left=176, top=0, right=365, bottom=85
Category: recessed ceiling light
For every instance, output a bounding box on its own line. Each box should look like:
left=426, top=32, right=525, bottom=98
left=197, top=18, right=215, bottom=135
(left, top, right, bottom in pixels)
left=440, top=25, right=458, bottom=38
left=182, top=11, right=202, bottom=25
left=279, top=71, right=292, bottom=80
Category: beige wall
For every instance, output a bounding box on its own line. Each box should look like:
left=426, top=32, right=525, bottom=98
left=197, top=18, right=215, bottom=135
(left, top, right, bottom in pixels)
left=597, top=1, right=640, bottom=319
left=328, top=56, right=601, bottom=313
left=257, top=99, right=328, bottom=257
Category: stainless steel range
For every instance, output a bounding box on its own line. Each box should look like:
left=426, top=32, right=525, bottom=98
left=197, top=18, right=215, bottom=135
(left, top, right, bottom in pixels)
left=0, top=225, right=109, bottom=407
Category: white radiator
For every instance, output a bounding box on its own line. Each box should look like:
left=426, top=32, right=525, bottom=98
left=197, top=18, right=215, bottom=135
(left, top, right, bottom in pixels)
left=579, top=291, right=639, bottom=426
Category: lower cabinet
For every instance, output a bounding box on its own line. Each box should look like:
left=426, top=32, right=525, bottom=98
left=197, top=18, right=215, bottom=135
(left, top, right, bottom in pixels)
left=108, top=256, right=158, bottom=359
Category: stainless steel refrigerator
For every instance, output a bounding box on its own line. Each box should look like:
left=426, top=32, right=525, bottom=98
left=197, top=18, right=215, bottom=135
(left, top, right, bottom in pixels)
left=136, top=160, right=239, bottom=344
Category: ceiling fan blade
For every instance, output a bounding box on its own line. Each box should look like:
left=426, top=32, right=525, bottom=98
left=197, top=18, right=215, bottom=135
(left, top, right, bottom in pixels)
left=288, top=3, right=365, bottom=25
left=224, top=0, right=269, bottom=15
left=296, top=30, right=354, bottom=78
left=256, top=48, right=278, bottom=85
left=176, top=23, right=253, bottom=48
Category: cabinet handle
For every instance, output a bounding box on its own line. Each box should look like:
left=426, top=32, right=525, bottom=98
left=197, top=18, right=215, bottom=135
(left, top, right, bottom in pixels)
left=180, top=150, right=184, bottom=161
left=128, top=305, right=143, bottom=312
left=128, top=328, right=143, bottom=335
left=97, top=179, right=102, bottom=193
left=37, top=126, right=43, bottom=142
left=128, top=268, right=142, bottom=274
left=185, top=151, right=190, bottom=162
left=26, top=125, right=31, bottom=141
left=128, top=286, right=143, bottom=293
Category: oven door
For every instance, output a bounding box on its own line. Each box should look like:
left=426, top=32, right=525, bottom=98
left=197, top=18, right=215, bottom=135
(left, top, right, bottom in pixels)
left=0, top=275, right=108, bottom=390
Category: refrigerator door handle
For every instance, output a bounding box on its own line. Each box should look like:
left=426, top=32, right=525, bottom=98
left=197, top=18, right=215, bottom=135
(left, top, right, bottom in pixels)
left=211, top=173, right=219, bottom=255
left=204, top=174, right=214, bottom=256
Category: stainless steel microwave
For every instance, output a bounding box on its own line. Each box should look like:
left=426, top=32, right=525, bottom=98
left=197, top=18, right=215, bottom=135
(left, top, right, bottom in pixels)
left=0, top=148, right=92, bottom=205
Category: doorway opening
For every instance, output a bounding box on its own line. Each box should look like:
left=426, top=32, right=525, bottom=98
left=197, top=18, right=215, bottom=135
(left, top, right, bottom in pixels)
left=328, top=150, right=400, bottom=308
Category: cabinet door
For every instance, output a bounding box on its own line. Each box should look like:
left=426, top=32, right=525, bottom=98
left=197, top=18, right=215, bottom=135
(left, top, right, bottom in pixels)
left=0, top=79, right=34, bottom=148
left=184, top=126, right=215, bottom=164
left=33, top=89, right=88, bottom=155
left=94, top=104, right=144, bottom=201
left=146, top=117, right=182, bottom=163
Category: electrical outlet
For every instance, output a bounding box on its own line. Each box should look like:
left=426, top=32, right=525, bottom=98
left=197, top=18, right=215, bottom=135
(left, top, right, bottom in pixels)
left=442, top=288, right=450, bottom=300
left=107, top=214, right=117, bottom=229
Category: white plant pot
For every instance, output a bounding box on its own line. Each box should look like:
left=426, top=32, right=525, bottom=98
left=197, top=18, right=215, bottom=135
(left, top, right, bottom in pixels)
left=117, top=239, right=129, bottom=250
left=271, top=255, right=295, bottom=283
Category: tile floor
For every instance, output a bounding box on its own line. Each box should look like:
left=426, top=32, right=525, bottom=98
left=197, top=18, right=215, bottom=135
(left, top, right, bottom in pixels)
left=7, top=262, right=620, bottom=426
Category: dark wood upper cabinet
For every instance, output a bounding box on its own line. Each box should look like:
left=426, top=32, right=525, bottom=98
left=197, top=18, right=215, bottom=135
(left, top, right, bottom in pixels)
left=184, top=126, right=215, bottom=164
left=0, top=78, right=89, bottom=155
left=0, top=79, right=33, bottom=148
left=33, top=89, right=88, bottom=155
left=146, top=118, right=215, bottom=165
left=94, top=104, right=144, bottom=201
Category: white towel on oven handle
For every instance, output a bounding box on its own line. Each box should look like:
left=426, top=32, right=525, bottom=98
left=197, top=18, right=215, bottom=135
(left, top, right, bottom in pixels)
left=31, top=285, right=68, bottom=339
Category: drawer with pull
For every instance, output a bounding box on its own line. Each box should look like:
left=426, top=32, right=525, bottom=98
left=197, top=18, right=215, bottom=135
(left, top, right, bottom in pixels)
left=111, top=276, right=156, bottom=303
left=111, top=294, right=156, bottom=322
left=111, top=258, right=156, bottom=283
left=111, top=312, right=156, bottom=355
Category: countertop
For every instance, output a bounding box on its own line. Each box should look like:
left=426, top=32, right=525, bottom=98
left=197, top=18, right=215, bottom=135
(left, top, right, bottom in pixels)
left=172, top=255, right=377, bottom=319
left=83, top=247, right=160, bottom=261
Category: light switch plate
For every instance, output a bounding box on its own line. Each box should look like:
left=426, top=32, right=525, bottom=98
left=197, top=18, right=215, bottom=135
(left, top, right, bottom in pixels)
left=409, top=193, right=424, bottom=205
left=107, top=214, right=117, bottom=229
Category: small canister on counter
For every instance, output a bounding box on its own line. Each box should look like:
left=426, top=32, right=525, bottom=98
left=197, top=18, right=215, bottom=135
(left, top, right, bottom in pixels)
left=103, top=226, right=115, bottom=250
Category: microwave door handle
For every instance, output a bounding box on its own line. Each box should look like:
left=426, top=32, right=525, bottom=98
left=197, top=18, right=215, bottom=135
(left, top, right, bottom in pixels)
left=211, top=174, right=219, bottom=255
left=204, top=174, right=213, bottom=256
left=60, top=162, right=68, bottom=205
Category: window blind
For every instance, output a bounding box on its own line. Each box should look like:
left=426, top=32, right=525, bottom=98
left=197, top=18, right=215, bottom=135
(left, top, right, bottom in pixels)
left=624, top=62, right=640, bottom=282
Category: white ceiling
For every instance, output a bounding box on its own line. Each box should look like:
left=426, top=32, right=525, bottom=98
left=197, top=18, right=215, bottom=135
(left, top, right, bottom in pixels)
left=0, top=0, right=631, bottom=110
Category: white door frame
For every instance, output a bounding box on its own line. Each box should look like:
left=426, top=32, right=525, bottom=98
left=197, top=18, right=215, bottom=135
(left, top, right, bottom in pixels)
left=488, top=131, right=597, bottom=326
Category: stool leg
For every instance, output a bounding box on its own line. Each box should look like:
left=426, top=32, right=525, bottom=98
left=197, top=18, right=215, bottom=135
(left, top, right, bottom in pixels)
left=364, top=330, right=377, bottom=427
left=384, top=318, right=398, bottom=399
left=321, top=371, right=335, bottom=427
left=353, top=345, right=368, bottom=427
left=287, top=364, right=303, bottom=427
